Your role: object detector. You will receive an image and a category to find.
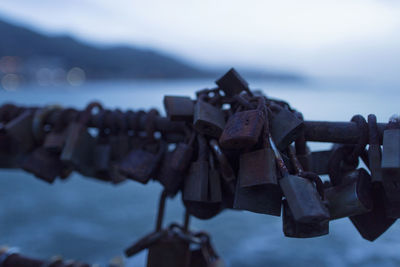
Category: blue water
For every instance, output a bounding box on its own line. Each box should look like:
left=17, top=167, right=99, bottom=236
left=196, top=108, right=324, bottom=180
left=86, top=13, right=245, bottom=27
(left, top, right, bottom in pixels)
left=0, top=78, right=400, bottom=266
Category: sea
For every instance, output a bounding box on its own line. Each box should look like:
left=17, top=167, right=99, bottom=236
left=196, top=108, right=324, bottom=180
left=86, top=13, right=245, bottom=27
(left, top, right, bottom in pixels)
left=0, top=77, right=400, bottom=267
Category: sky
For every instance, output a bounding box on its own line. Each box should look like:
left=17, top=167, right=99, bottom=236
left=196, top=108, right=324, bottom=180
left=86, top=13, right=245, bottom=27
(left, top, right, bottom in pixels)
left=0, top=0, right=400, bottom=80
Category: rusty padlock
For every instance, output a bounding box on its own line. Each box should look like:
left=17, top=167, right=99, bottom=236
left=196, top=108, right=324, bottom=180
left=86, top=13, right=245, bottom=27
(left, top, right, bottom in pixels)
left=219, top=96, right=265, bottom=149
left=215, top=68, right=252, bottom=97
left=269, top=103, right=303, bottom=151
left=233, top=112, right=282, bottom=216
left=273, top=140, right=329, bottom=223
left=43, top=108, right=75, bottom=153
left=163, top=95, right=194, bottom=122
left=193, top=94, right=225, bottom=138
left=282, top=199, right=329, bottom=238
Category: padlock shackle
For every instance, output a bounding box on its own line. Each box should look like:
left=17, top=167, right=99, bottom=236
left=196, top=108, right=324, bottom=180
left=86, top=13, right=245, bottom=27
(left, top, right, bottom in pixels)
left=269, top=135, right=290, bottom=177
left=156, top=190, right=168, bottom=232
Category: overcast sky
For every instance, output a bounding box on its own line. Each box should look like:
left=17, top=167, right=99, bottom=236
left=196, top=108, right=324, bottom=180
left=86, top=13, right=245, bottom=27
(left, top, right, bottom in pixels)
left=1, top=0, right=400, bottom=80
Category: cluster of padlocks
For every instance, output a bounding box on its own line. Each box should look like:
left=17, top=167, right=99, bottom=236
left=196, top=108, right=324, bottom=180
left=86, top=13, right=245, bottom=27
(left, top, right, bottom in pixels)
left=0, top=68, right=399, bottom=266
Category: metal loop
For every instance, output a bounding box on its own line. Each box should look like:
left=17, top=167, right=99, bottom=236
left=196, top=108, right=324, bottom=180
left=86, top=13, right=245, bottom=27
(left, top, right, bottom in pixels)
left=348, top=115, right=368, bottom=162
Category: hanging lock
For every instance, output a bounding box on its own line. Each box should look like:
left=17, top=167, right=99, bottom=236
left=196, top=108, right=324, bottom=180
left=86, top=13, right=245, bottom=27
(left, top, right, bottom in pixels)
left=272, top=140, right=329, bottom=223
left=60, top=102, right=101, bottom=177
left=190, top=232, right=225, bottom=267
left=158, top=131, right=195, bottom=196
left=163, top=95, right=194, bottom=122
left=219, top=96, right=266, bottom=149
left=193, top=94, right=225, bottom=138
left=215, top=68, right=252, bottom=97
left=233, top=109, right=282, bottom=216
left=269, top=103, right=303, bottom=151
left=43, top=108, right=75, bottom=153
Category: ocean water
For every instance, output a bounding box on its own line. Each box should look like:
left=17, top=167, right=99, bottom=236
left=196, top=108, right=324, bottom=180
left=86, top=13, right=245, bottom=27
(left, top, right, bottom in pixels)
left=0, top=78, right=400, bottom=267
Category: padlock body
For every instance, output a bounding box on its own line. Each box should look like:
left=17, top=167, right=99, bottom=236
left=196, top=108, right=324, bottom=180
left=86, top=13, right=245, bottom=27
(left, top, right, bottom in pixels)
left=233, top=177, right=282, bottom=216
left=325, top=169, right=373, bottom=220
left=147, top=235, right=190, bottom=267
left=183, top=161, right=209, bottom=202
left=350, top=184, right=396, bottom=241
left=215, top=68, right=248, bottom=97
left=381, top=129, right=400, bottom=201
left=280, top=174, right=329, bottom=223
left=158, top=151, right=185, bottom=196
left=282, top=200, right=329, bottom=238
left=238, top=148, right=277, bottom=187
left=193, top=101, right=225, bottom=138
left=117, top=149, right=159, bottom=184
left=270, top=109, right=303, bottom=150
left=163, top=96, right=194, bottom=122
left=219, top=110, right=264, bottom=149
left=43, top=130, right=67, bottom=153
left=309, top=150, right=333, bottom=175
left=93, top=144, right=111, bottom=172
left=170, top=143, right=194, bottom=172
left=22, top=147, right=65, bottom=183
left=208, top=169, right=222, bottom=203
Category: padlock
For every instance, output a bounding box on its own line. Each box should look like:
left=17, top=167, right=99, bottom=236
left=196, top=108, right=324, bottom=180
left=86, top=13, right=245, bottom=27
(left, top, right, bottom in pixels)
left=110, top=109, right=130, bottom=161
left=309, top=150, right=333, bottom=175
left=163, top=95, right=194, bottom=122
left=219, top=97, right=265, bottom=149
left=381, top=115, right=400, bottom=202
left=282, top=200, right=329, bottom=238
left=349, top=183, right=396, bottom=241
left=183, top=135, right=210, bottom=202
left=21, top=147, right=67, bottom=183
left=117, top=141, right=166, bottom=184
left=294, top=117, right=311, bottom=172
left=270, top=104, right=304, bottom=151
left=208, top=152, right=222, bottom=203
left=4, top=109, right=36, bottom=154
left=272, top=139, right=329, bottom=223
left=43, top=108, right=74, bottom=153
left=233, top=115, right=282, bottom=216
left=60, top=103, right=101, bottom=176
left=193, top=96, right=225, bottom=138
left=157, top=132, right=195, bottom=196
left=215, top=68, right=251, bottom=97
left=325, top=168, right=373, bottom=220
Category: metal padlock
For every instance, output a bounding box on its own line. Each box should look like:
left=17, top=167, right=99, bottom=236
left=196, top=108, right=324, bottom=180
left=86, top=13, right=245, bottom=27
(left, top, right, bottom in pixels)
left=193, top=97, right=225, bottom=138
left=215, top=68, right=251, bottom=97
left=309, top=150, right=333, bottom=175
left=219, top=97, right=265, bottom=149
left=60, top=103, right=101, bottom=176
left=183, top=135, right=209, bottom=202
left=381, top=116, right=400, bottom=201
left=21, top=147, right=67, bottom=183
left=349, top=183, right=396, bottom=241
left=5, top=109, right=36, bottom=154
left=325, top=168, right=373, bottom=219
left=272, top=140, right=329, bottom=223
left=282, top=200, right=329, bottom=238
left=270, top=104, right=304, bottom=151
left=208, top=152, right=222, bottom=203
left=157, top=133, right=195, bottom=196
left=43, top=109, right=72, bottom=153
left=163, top=95, right=194, bottom=122
left=233, top=118, right=282, bottom=216
left=93, top=130, right=111, bottom=174
left=117, top=141, right=166, bottom=184
left=190, top=232, right=225, bottom=267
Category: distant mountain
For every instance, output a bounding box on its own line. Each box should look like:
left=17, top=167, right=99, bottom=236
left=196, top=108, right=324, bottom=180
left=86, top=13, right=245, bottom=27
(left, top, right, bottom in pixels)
left=0, top=19, right=303, bottom=81
left=0, top=19, right=209, bottom=79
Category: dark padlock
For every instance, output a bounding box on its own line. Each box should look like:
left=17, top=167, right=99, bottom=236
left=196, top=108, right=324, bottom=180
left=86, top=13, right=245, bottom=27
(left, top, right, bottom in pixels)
left=219, top=96, right=265, bottom=149
left=60, top=103, right=101, bottom=176
left=117, top=141, right=166, bottom=184
left=5, top=109, right=36, bottom=154
left=193, top=96, right=225, bottom=138
left=349, top=183, right=396, bottom=241
left=21, top=147, right=67, bottom=183
left=381, top=116, right=400, bottom=202
left=215, top=68, right=252, bottom=97
left=163, top=95, right=194, bottom=122
left=208, top=152, right=222, bottom=203
left=272, top=140, right=330, bottom=223
left=190, top=232, right=225, bottom=267
left=325, top=168, right=373, bottom=220
left=233, top=114, right=282, bottom=216
left=183, top=135, right=210, bottom=202
left=282, top=200, right=329, bottom=238
left=309, top=150, right=333, bottom=175
left=270, top=103, right=304, bottom=151
left=157, top=130, right=195, bottom=195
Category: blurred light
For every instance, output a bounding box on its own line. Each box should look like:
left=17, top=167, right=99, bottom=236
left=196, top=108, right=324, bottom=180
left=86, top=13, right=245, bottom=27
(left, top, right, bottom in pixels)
left=67, top=67, right=86, bottom=86
left=36, top=68, right=52, bottom=86
left=1, top=74, right=20, bottom=91
left=0, top=56, right=19, bottom=74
